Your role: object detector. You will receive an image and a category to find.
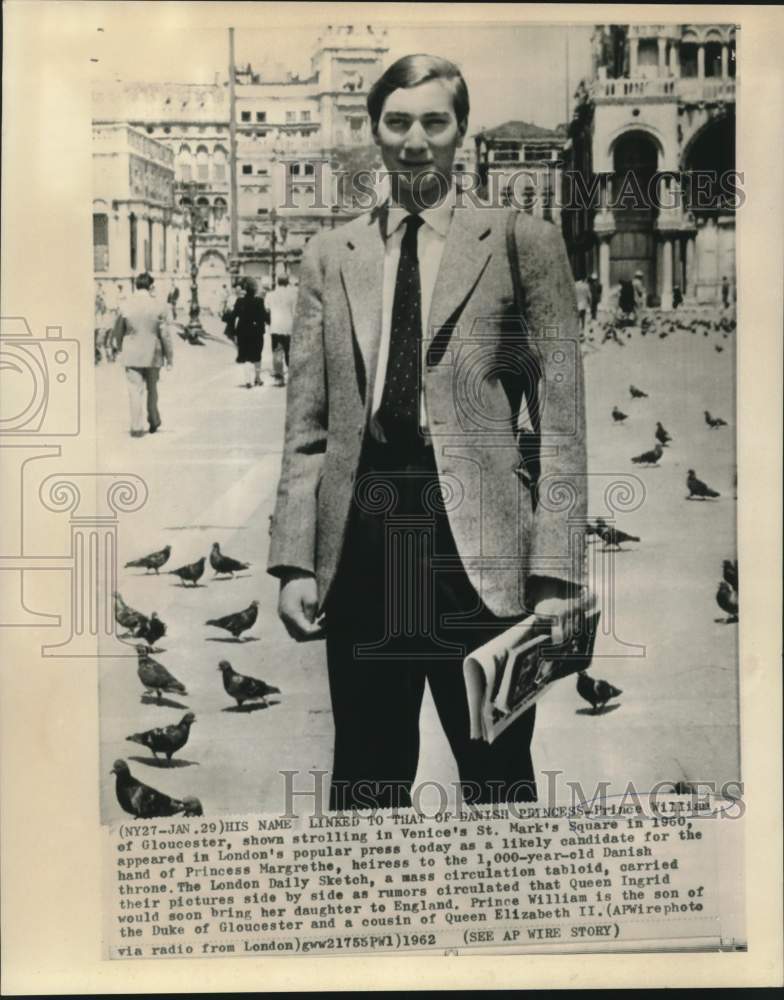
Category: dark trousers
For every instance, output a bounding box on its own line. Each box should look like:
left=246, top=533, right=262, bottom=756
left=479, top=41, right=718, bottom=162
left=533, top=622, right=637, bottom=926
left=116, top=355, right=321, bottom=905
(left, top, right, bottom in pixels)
left=324, top=439, right=537, bottom=811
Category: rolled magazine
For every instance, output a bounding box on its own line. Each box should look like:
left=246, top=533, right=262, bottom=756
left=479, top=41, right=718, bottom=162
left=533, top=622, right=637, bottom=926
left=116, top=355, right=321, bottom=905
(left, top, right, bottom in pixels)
left=464, top=594, right=601, bottom=743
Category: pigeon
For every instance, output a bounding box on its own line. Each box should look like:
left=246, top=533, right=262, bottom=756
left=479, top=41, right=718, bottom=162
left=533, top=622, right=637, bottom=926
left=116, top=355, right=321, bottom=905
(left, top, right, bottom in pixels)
left=715, top=345, right=724, bottom=353
left=125, top=544, right=171, bottom=574
left=631, top=443, right=663, bottom=466
left=629, top=385, right=648, bottom=399
left=716, top=581, right=738, bottom=622
left=594, top=519, right=641, bottom=550
left=576, top=672, right=622, bottom=713
left=113, top=591, right=147, bottom=636
left=209, top=542, right=250, bottom=579
left=135, top=643, right=187, bottom=701
left=612, top=406, right=628, bottom=424
left=169, top=556, right=206, bottom=587
left=206, top=600, right=259, bottom=640
left=126, top=712, right=196, bottom=761
left=705, top=410, right=728, bottom=429
left=136, top=611, right=167, bottom=648
left=218, top=660, right=280, bottom=707
left=686, top=469, right=720, bottom=500
left=655, top=421, right=672, bottom=446
left=722, top=559, right=738, bottom=593
left=111, top=760, right=202, bottom=818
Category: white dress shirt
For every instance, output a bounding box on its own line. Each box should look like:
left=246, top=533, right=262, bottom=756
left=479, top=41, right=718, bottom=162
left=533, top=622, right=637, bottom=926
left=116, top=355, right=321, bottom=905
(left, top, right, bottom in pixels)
left=369, top=194, right=455, bottom=443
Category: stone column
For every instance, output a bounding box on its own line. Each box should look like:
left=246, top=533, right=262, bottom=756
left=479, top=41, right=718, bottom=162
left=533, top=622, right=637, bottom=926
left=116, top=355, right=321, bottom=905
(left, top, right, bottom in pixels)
left=629, top=36, right=639, bottom=76
left=669, top=40, right=679, bottom=76
left=658, top=37, right=667, bottom=77
left=660, top=236, right=673, bottom=310
left=685, top=234, right=696, bottom=299
left=697, top=43, right=705, bottom=79
left=40, top=474, right=147, bottom=657
left=598, top=236, right=612, bottom=307
left=721, top=43, right=728, bottom=78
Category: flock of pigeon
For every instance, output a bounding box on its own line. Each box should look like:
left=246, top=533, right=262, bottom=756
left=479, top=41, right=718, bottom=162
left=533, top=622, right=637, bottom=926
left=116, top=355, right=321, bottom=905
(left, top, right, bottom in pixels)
left=572, top=307, right=738, bottom=716
left=110, top=542, right=281, bottom=819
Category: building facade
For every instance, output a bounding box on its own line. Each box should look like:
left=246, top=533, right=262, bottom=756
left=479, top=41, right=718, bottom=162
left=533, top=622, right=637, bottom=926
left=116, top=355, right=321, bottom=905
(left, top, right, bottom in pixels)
left=92, top=123, right=189, bottom=308
left=92, top=25, right=390, bottom=292
left=564, top=23, right=737, bottom=308
left=474, top=121, right=567, bottom=223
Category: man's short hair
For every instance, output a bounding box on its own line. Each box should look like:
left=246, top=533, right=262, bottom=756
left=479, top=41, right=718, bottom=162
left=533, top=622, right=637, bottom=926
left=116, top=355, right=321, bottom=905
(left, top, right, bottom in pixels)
left=135, top=272, right=154, bottom=290
left=367, top=54, right=470, bottom=132
left=277, top=275, right=289, bottom=287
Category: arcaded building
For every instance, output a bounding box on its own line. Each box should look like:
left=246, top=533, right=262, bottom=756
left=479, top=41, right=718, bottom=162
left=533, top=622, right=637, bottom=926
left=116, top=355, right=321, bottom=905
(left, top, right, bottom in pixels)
left=564, top=23, right=737, bottom=308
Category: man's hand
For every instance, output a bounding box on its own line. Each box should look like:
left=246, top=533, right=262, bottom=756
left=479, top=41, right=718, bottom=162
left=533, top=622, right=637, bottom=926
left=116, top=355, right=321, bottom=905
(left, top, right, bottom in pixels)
left=278, top=570, right=326, bottom=642
left=534, top=592, right=596, bottom=681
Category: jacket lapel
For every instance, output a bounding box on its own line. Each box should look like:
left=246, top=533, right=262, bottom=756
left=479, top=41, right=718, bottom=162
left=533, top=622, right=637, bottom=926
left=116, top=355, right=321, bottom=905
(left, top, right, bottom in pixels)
left=339, top=212, right=386, bottom=402
left=427, top=206, right=493, bottom=339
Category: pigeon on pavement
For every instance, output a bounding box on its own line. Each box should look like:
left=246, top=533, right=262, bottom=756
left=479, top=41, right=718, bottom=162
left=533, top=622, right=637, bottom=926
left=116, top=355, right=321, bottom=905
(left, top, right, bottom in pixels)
left=594, top=519, right=641, bottom=550
left=716, top=581, right=738, bottom=622
left=218, top=660, right=280, bottom=707
left=655, top=421, right=673, bottom=446
left=136, top=643, right=188, bottom=701
left=722, top=559, right=738, bottom=593
left=705, top=410, right=728, bottom=429
left=576, top=672, right=622, bottom=713
left=169, top=556, right=206, bottom=587
left=136, top=611, right=167, bottom=648
left=206, top=600, right=259, bottom=640
left=686, top=469, right=720, bottom=499
left=126, top=712, right=196, bottom=761
left=209, top=542, right=250, bottom=579
left=125, top=544, right=171, bottom=574
left=114, top=591, right=147, bottom=636
left=629, top=385, right=648, bottom=399
left=111, top=760, right=202, bottom=818
left=631, top=443, right=663, bottom=466
left=612, top=406, right=628, bottom=424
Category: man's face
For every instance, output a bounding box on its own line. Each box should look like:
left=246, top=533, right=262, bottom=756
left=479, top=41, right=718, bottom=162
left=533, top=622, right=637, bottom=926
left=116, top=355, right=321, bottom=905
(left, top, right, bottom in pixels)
left=373, top=78, right=465, bottom=208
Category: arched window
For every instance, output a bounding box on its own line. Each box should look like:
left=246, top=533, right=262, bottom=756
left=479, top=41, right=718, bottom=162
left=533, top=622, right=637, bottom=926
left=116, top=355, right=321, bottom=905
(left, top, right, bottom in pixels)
left=213, top=197, right=227, bottom=223
left=213, top=146, right=227, bottom=181
left=196, top=146, right=209, bottom=182
left=177, top=144, right=192, bottom=182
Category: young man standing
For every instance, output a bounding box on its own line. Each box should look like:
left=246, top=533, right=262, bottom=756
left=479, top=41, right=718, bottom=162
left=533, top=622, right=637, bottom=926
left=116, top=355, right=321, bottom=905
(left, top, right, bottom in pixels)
left=269, top=54, right=587, bottom=809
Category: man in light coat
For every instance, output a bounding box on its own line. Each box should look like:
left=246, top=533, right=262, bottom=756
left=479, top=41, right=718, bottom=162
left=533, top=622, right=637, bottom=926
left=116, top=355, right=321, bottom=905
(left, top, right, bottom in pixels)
left=268, top=54, right=587, bottom=809
left=113, top=272, right=173, bottom=437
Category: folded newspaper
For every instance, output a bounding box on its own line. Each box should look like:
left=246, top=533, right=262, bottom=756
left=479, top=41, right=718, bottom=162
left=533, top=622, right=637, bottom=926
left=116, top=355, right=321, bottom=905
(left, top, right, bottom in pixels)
left=463, top=596, right=601, bottom=743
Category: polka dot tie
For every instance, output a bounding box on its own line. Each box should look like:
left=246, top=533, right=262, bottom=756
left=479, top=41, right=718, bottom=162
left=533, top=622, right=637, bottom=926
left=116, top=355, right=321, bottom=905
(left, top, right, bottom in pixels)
left=378, top=214, right=424, bottom=446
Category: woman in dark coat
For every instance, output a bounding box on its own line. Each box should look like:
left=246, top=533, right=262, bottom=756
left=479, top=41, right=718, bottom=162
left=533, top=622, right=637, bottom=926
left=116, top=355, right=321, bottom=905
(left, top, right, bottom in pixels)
left=228, top=278, right=270, bottom=387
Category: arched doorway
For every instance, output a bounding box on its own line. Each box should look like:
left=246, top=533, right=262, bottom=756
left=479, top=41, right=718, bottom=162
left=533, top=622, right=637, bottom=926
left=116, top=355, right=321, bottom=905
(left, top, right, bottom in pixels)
left=682, top=113, right=736, bottom=304
left=197, top=250, right=229, bottom=315
left=610, top=131, right=659, bottom=300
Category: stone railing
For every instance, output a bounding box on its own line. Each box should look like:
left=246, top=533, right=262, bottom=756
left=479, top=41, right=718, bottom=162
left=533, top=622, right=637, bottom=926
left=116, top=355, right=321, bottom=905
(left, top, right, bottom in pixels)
left=591, top=77, right=677, bottom=100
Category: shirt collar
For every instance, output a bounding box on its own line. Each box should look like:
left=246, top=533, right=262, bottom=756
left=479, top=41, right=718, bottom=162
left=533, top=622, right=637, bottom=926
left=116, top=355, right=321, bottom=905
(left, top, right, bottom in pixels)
left=384, top=186, right=456, bottom=240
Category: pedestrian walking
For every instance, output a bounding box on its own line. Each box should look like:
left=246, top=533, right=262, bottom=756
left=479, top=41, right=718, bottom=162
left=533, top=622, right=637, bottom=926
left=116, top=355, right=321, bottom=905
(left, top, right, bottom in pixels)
left=575, top=277, right=592, bottom=335
left=633, top=269, right=647, bottom=313
left=266, top=275, right=298, bottom=387
left=112, top=272, right=173, bottom=438
left=166, top=283, right=180, bottom=321
left=269, top=53, right=586, bottom=810
left=721, top=275, right=730, bottom=309
left=226, top=277, right=270, bottom=388
left=588, top=271, right=602, bottom=319
left=94, top=286, right=109, bottom=365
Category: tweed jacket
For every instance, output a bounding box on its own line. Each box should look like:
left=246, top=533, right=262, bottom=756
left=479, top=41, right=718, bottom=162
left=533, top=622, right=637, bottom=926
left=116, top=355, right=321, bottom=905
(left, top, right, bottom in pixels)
left=113, top=291, right=173, bottom=368
left=267, top=202, right=587, bottom=617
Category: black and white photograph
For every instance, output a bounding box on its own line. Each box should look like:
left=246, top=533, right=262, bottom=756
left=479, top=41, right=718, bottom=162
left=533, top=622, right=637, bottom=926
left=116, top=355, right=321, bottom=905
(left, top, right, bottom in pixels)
left=1, top=2, right=782, bottom=991
left=91, top=17, right=741, bottom=819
